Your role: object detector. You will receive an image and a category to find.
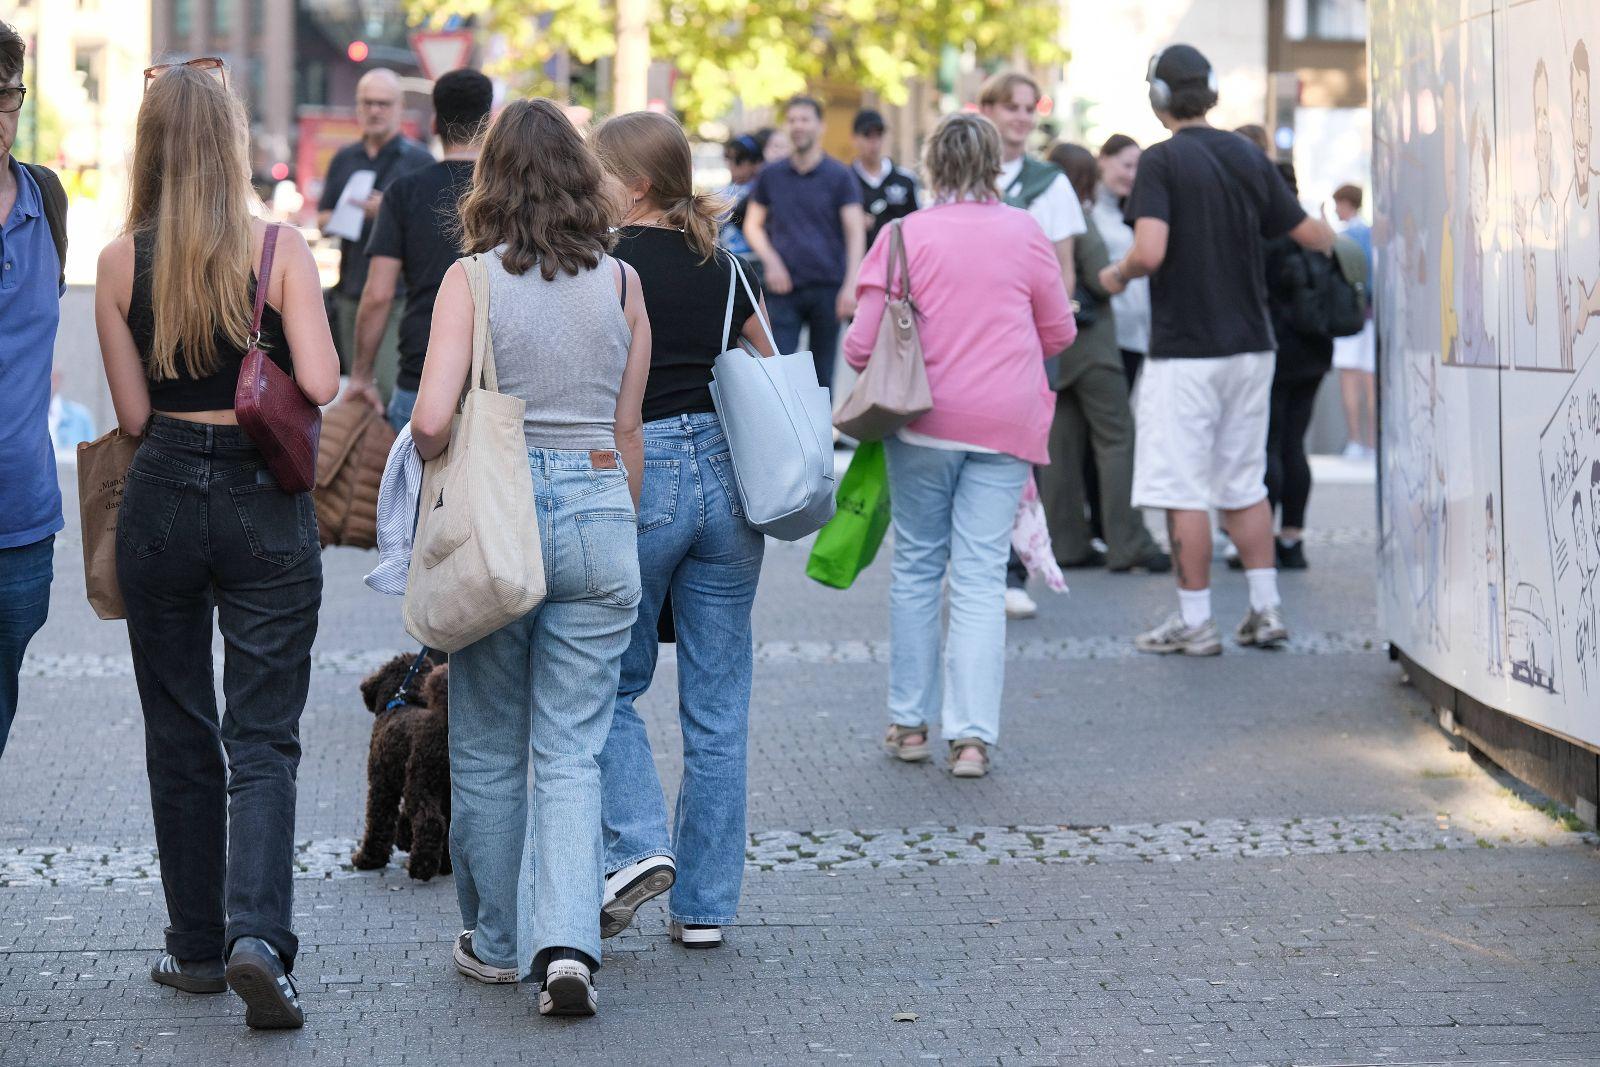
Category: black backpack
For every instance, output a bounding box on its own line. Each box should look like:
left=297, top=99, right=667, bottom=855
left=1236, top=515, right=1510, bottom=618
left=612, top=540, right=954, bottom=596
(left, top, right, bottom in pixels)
left=22, top=163, right=68, bottom=288
left=1284, top=237, right=1367, bottom=339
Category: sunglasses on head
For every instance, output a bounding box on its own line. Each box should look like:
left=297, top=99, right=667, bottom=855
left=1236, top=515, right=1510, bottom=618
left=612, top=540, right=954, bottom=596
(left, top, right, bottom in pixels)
left=143, top=57, right=227, bottom=91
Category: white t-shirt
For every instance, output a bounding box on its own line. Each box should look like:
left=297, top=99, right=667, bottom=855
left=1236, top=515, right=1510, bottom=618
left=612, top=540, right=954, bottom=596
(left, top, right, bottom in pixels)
left=997, top=157, right=1086, bottom=242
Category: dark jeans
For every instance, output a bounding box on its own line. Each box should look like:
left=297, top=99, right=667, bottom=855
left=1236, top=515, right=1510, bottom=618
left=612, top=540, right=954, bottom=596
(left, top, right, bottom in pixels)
left=0, top=534, right=54, bottom=760
left=1120, top=348, right=1144, bottom=392
left=767, top=284, right=842, bottom=390
left=1265, top=374, right=1324, bottom=530
left=117, top=416, right=322, bottom=971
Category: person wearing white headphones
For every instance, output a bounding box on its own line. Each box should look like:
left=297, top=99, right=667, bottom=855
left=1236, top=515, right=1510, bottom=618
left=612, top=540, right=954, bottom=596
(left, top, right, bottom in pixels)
left=1099, top=44, right=1334, bottom=656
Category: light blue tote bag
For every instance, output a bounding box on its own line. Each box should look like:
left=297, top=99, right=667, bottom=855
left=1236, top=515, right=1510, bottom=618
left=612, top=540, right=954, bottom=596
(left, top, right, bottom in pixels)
left=709, top=255, right=837, bottom=540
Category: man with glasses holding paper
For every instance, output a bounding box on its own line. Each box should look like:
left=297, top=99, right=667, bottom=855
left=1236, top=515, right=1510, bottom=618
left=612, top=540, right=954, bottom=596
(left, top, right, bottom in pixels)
left=316, top=69, right=431, bottom=388
left=0, top=20, right=69, bottom=760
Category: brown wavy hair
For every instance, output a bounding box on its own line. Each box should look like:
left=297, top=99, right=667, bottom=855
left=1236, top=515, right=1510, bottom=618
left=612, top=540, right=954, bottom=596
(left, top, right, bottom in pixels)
left=126, top=64, right=256, bottom=381
left=459, top=98, right=616, bottom=280
left=594, top=111, right=724, bottom=262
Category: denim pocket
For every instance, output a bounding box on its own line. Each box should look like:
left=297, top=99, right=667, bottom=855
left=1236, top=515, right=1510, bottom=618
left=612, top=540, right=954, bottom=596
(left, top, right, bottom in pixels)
left=637, top=459, right=680, bottom=533
left=576, top=509, right=642, bottom=608
left=118, top=468, right=186, bottom=559
left=230, top=484, right=313, bottom=567
left=707, top=452, right=745, bottom=519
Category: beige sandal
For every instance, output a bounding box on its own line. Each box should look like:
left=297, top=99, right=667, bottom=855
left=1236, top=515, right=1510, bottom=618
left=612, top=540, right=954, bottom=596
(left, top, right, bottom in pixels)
left=883, top=723, right=931, bottom=762
left=948, top=738, right=989, bottom=778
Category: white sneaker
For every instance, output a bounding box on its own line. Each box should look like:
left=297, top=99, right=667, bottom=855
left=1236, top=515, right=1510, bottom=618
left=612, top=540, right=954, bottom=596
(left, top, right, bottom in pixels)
left=601, top=856, right=676, bottom=938
left=538, top=954, right=597, bottom=1016
left=453, top=930, right=518, bottom=984
left=669, top=922, right=724, bottom=949
left=1004, top=588, right=1038, bottom=620
left=1341, top=441, right=1366, bottom=460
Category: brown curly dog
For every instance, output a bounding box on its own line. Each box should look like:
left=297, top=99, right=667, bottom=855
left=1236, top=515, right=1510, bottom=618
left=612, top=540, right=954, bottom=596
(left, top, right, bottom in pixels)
left=352, top=652, right=452, bottom=881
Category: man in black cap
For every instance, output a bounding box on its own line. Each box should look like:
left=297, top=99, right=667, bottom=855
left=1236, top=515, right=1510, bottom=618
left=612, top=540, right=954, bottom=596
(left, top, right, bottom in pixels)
left=851, top=108, right=919, bottom=247
left=1099, top=43, right=1333, bottom=658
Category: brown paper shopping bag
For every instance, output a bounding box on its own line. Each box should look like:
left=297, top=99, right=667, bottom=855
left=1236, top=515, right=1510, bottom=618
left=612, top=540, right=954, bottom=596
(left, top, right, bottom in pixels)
left=76, top=429, right=141, bottom=621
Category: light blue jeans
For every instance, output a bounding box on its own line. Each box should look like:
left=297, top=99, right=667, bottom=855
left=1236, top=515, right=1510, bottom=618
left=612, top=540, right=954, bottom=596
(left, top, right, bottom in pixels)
left=386, top=387, right=416, bottom=434
left=598, top=412, right=764, bottom=926
left=883, top=436, right=1029, bottom=746
left=448, top=448, right=641, bottom=976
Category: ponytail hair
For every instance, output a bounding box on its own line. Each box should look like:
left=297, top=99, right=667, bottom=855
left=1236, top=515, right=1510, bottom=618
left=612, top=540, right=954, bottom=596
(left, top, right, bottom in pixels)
left=594, top=110, right=726, bottom=263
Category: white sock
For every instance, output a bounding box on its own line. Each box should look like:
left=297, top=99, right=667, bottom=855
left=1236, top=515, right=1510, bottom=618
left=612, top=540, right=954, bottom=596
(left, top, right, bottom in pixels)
left=1177, top=588, right=1211, bottom=629
left=1277, top=534, right=1301, bottom=547
left=1245, top=568, right=1280, bottom=611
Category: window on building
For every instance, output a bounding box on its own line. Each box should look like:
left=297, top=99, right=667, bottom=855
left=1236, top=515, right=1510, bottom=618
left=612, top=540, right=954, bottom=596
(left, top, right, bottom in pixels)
left=174, top=0, right=194, bottom=38
left=1286, top=0, right=1367, bottom=42
left=213, top=0, right=232, bottom=37
left=74, top=46, right=103, bottom=105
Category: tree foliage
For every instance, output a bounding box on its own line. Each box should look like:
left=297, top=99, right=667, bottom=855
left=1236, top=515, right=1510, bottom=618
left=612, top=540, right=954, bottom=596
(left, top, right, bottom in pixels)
left=407, top=0, right=1064, bottom=125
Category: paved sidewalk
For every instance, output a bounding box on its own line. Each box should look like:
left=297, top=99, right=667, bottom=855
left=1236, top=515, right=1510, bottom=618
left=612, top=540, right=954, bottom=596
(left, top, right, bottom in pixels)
left=2, top=478, right=1597, bottom=1066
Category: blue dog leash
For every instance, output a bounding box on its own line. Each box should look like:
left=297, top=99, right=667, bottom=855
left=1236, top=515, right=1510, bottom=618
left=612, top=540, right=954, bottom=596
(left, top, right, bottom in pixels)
left=384, top=647, right=436, bottom=712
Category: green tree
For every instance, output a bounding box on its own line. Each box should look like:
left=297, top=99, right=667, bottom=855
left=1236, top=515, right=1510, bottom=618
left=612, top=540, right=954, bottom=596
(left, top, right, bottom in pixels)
left=407, top=0, right=1064, bottom=125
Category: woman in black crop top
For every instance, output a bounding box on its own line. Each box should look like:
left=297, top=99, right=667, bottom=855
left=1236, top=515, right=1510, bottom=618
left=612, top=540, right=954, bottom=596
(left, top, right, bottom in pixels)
left=589, top=112, right=773, bottom=952
left=91, top=63, right=338, bottom=1030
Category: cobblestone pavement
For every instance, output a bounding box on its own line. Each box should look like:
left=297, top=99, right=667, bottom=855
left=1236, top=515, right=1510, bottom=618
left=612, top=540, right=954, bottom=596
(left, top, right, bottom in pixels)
left=3, top=478, right=1598, bottom=1065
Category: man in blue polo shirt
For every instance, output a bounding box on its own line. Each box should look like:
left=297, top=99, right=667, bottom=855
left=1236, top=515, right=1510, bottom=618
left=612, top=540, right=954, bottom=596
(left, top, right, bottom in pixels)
left=0, top=21, right=67, bottom=759
left=744, top=95, right=866, bottom=390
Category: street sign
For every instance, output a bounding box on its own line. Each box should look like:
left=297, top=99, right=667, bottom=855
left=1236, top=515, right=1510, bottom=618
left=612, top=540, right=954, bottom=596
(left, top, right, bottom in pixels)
left=409, top=30, right=474, bottom=82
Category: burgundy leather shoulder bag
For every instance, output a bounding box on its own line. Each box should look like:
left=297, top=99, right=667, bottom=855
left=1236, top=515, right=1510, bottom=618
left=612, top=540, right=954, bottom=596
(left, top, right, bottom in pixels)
left=236, top=223, right=321, bottom=493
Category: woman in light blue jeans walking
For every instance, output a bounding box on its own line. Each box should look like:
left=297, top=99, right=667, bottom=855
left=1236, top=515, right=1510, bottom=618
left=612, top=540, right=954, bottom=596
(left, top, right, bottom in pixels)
left=409, top=99, right=652, bottom=1017
left=841, top=113, right=1075, bottom=778
left=591, top=112, right=775, bottom=950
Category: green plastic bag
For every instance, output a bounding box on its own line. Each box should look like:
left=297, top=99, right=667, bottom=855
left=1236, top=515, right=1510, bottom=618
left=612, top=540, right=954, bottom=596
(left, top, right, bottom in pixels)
left=806, top=442, right=891, bottom=589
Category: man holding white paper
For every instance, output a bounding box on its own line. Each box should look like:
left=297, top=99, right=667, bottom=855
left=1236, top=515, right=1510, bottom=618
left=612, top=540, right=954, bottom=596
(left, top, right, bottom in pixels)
left=316, top=68, right=431, bottom=386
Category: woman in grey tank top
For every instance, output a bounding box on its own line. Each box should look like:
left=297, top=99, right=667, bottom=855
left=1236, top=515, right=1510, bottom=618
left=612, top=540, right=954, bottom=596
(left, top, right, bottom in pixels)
left=409, top=98, right=653, bottom=1018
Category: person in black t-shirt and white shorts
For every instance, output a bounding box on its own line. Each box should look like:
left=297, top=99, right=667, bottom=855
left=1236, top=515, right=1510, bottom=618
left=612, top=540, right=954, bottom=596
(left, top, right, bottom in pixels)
left=1099, top=44, right=1334, bottom=656
left=851, top=109, right=920, bottom=248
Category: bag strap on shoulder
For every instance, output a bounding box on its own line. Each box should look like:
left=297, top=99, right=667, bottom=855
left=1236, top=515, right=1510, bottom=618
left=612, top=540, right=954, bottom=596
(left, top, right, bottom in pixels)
left=884, top=219, right=912, bottom=302
left=23, top=163, right=68, bottom=288
left=462, top=253, right=499, bottom=394
left=250, top=224, right=280, bottom=344
left=721, top=251, right=780, bottom=356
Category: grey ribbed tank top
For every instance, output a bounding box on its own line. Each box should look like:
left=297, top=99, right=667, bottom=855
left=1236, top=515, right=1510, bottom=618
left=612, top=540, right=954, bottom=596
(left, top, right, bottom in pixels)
left=484, top=246, right=632, bottom=450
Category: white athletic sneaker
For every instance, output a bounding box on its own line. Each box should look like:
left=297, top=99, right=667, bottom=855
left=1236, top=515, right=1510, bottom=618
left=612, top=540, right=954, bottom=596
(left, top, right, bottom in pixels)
left=1236, top=604, right=1289, bottom=648
left=1341, top=440, right=1367, bottom=460
left=601, top=856, right=676, bottom=938
left=538, top=953, right=597, bottom=1016
left=1134, top=613, right=1223, bottom=656
left=1004, top=588, right=1038, bottom=620
left=453, top=930, right=518, bottom=984
left=669, top=922, right=724, bottom=949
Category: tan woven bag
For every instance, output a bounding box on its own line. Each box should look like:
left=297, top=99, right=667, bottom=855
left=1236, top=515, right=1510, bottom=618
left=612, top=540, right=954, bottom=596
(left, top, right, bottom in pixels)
left=402, top=254, right=545, bottom=653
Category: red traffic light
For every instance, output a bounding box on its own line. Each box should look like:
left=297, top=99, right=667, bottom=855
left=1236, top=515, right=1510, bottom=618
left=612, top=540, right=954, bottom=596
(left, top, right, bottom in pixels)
left=270, top=162, right=289, bottom=181
left=347, top=40, right=369, bottom=63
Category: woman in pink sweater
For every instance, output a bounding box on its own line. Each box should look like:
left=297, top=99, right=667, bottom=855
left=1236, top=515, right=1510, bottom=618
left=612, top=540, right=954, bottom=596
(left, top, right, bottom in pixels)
left=842, top=112, right=1075, bottom=778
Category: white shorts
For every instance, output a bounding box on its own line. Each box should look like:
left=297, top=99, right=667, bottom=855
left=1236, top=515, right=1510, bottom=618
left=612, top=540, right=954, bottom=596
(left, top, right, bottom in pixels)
left=1332, top=320, right=1376, bottom=371
left=1132, top=352, right=1273, bottom=512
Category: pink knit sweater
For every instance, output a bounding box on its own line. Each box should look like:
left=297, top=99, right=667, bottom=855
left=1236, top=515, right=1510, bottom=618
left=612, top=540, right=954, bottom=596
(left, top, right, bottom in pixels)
left=842, top=201, right=1076, bottom=465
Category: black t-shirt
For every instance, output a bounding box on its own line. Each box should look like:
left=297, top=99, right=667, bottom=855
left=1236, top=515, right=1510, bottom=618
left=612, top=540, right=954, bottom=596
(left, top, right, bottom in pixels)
left=612, top=226, right=762, bottom=423
left=1124, top=125, right=1306, bottom=358
left=856, top=162, right=919, bottom=247
left=317, top=136, right=433, bottom=298
left=365, top=159, right=475, bottom=391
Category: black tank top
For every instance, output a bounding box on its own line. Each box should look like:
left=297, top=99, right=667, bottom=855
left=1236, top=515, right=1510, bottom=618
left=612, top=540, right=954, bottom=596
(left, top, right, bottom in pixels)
left=129, top=230, right=294, bottom=412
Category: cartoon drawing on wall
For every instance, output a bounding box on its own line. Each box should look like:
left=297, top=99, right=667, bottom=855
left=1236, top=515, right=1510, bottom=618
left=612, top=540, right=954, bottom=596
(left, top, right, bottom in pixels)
left=1538, top=353, right=1600, bottom=693
left=1385, top=353, right=1451, bottom=652
left=1439, top=77, right=1461, bottom=366
left=1507, top=579, right=1558, bottom=692
left=1484, top=494, right=1505, bottom=675
left=1513, top=59, right=1575, bottom=372
left=1567, top=42, right=1600, bottom=357
left=1454, top=108, right=1502, bottom=365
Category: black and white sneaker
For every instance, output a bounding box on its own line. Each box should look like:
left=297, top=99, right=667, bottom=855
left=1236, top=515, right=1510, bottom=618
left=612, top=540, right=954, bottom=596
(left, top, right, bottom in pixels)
left=453, top=930, right=519, bottom=984
left=225, top=937, right=304, bottom=1030
left=669, top=921, right=723, bottom=949
left=537, top=949, right=597, bottom=1017
left=600, top=856, right=676, bottom=939
left=150, top=953, right=225, bottom=994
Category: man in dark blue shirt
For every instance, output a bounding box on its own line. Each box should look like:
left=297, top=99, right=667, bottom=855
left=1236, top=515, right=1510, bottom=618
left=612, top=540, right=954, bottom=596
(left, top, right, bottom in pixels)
left=0, top=21, right=67, bottom=759
left=744, top=96, right=866, bottom=390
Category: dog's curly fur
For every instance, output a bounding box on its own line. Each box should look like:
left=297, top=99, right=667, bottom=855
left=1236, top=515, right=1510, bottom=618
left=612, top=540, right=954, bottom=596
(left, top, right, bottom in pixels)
left=352, top=653, right=451, bottom=881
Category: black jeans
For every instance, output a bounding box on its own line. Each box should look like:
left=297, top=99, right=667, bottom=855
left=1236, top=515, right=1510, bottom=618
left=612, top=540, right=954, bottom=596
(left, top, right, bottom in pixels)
left=767, top=283, right=842, bottom=390
left=117, top=416, right=321, bottom=971
left=1265, top=375, right=1324, bottom=530
left=0, top=534, right=54, bottom=760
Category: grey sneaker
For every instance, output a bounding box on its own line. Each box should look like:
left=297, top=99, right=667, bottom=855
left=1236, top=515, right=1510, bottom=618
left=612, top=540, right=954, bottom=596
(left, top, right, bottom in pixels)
left=1236, top=604, right=1289, bottom=648
left=1134, top=613, right=1223, bottom=656
left=225, top=937, right=303, bottom=1030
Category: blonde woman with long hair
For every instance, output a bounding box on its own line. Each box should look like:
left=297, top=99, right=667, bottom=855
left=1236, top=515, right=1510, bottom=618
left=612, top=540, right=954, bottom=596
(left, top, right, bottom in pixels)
left=94, top=61, right=338, bottom=1030
left=590, top=111, right=773, bottom=952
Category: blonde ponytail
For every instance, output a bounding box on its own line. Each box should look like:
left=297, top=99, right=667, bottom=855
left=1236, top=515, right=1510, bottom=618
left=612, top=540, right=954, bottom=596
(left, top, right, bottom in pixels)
left=662, top=191, right=727, bottom=263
